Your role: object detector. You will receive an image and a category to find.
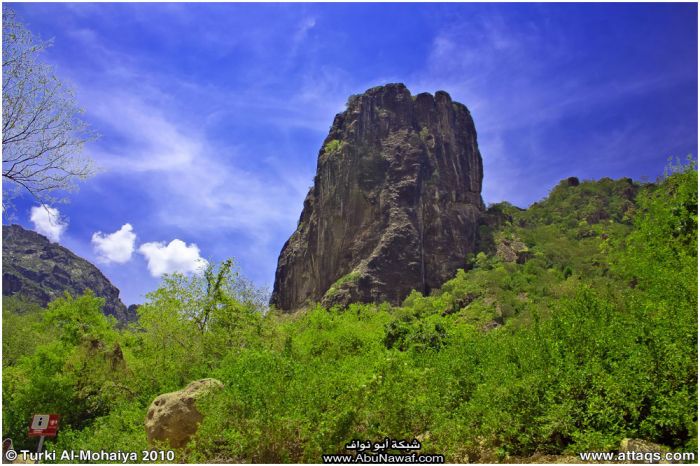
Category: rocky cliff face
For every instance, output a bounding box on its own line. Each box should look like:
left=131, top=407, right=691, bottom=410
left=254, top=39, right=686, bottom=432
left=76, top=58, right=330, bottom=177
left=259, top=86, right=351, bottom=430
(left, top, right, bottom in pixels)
left=2, top=224, right=135, bottom=323
left=271, top=83, right=484, bottom=311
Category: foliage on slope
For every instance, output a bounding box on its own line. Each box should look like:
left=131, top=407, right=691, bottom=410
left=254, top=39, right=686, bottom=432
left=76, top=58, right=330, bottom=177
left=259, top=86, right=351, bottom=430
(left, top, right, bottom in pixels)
left=2, top=161, right=696, bottom=463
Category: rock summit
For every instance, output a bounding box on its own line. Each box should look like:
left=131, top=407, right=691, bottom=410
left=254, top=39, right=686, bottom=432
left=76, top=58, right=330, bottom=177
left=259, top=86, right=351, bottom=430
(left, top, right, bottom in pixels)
left=271, top=83, right=484, bottom=311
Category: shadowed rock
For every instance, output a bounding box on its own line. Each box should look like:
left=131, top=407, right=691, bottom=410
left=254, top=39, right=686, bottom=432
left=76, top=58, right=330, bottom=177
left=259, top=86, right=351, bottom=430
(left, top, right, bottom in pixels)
left=271, top=83, right=484, bottom=311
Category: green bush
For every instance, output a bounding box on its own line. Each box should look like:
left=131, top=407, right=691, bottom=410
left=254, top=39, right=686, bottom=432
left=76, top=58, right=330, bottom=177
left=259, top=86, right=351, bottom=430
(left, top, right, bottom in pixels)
left=2, top=161, right=696, bottom=462
left=322, top=139, right=345, bottom=155
left=324, top=271, right=360, bottom=298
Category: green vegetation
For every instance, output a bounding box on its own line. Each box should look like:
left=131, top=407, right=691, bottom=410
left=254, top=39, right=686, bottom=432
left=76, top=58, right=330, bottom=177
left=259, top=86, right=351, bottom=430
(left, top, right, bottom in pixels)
left=322, top=139, right=345, bottom=156
left=324, top=271, right=360, bottom=299
left=419, top=126, right=430, bottom=140
left=2, top=161, right=696, bottom=463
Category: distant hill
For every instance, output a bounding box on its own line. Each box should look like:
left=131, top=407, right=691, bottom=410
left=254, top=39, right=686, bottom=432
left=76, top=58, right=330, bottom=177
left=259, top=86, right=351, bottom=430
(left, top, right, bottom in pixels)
left=2, top=224, right=135, bottom=323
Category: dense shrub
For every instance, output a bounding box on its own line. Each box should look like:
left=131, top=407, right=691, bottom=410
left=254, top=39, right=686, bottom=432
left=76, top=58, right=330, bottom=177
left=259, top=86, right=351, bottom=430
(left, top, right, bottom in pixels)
left=2, top=162, right=696, bottom=462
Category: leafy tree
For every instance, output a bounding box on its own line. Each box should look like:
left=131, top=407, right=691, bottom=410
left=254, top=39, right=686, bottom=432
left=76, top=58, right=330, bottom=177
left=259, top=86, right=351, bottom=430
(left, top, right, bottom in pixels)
left=2, top=292, right=125, bottom=449
left=613, top=159, right=697, bottom=305
left=2, top=296, right=52, bottom=366
left=2, top=7, right=96, bottom=215
left=2, top=167, right=696, bottom=462
left=43, top=291, right=116, bottom=346
left=128, top=259, right=268, bottom=393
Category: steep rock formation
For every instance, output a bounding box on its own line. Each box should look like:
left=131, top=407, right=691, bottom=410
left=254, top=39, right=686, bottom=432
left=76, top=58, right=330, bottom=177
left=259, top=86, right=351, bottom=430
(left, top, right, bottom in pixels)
left=271, top=83, right=484, bottom=311
left=2, top=224, right=135, bottom=323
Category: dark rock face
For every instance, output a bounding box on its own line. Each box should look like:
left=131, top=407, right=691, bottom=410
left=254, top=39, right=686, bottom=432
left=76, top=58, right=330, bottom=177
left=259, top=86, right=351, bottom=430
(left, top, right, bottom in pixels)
left=127, top=304, right=141, bottom=318
left=271, top=83, right=484, bottom=311
left=2, top=224, right=135, bottom=323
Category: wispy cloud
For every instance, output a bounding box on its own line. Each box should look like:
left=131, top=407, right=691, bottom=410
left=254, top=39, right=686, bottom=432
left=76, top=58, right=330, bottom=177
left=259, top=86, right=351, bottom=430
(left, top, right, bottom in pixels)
left=287, top=16, right=317, bottom=63
left=38, top=4, right=358, bottom=294
left=409, top=9, right=696, bottom=206
left=86, top=93, right=200, bottom=173
left=83, top=91, right=308, bottom=239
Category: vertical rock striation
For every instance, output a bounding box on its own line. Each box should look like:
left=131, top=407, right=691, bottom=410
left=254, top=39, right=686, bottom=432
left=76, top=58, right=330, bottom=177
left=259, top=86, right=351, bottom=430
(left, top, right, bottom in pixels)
left=271, top=83, right=484, bottom=311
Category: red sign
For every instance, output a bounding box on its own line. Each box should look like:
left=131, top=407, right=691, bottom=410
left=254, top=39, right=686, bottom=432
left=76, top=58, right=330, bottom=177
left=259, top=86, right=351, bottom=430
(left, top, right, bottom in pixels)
left=28, top=414, right=59, bottom=437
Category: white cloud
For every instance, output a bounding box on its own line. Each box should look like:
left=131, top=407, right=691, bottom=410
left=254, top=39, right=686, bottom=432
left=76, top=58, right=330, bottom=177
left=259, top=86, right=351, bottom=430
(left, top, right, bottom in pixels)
left=91, top=223, right=137, bottom=263
left=139, top=239, right=208, bottom=277
left=29, top=206, right=68, bottom=243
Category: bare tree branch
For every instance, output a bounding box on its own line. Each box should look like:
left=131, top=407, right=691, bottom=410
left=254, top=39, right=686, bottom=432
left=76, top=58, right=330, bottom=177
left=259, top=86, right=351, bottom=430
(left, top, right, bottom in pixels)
left=2, top=7, right=98, bottom=216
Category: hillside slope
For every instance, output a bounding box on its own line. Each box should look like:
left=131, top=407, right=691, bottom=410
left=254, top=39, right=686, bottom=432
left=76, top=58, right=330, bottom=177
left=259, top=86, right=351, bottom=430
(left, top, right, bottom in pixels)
left=2, top=224, right=135, bottom=323
left=2, top=163, right=696, bottom=463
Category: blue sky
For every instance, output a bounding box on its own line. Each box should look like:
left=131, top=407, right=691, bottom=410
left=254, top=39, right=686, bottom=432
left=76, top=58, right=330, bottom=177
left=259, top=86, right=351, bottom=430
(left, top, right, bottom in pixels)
left=6, top=3, right=698, bottom=306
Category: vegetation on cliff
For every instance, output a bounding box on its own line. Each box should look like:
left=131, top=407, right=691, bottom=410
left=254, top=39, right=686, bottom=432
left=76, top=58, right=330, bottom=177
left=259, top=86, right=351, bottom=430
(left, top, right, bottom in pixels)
left=2, top=160, right=697, bottom=463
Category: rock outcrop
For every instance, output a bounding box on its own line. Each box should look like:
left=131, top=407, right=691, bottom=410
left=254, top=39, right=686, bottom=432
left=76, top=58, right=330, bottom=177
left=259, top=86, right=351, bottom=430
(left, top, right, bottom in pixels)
left=271, top=83, right=484, bottom=311
left=2, top=224, right=135, bottom=323
left=619, top=438, right=669, bottom=454
left=145, top=378, right=224, bottom=448
left=495, top=235, right=531, bottom=264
